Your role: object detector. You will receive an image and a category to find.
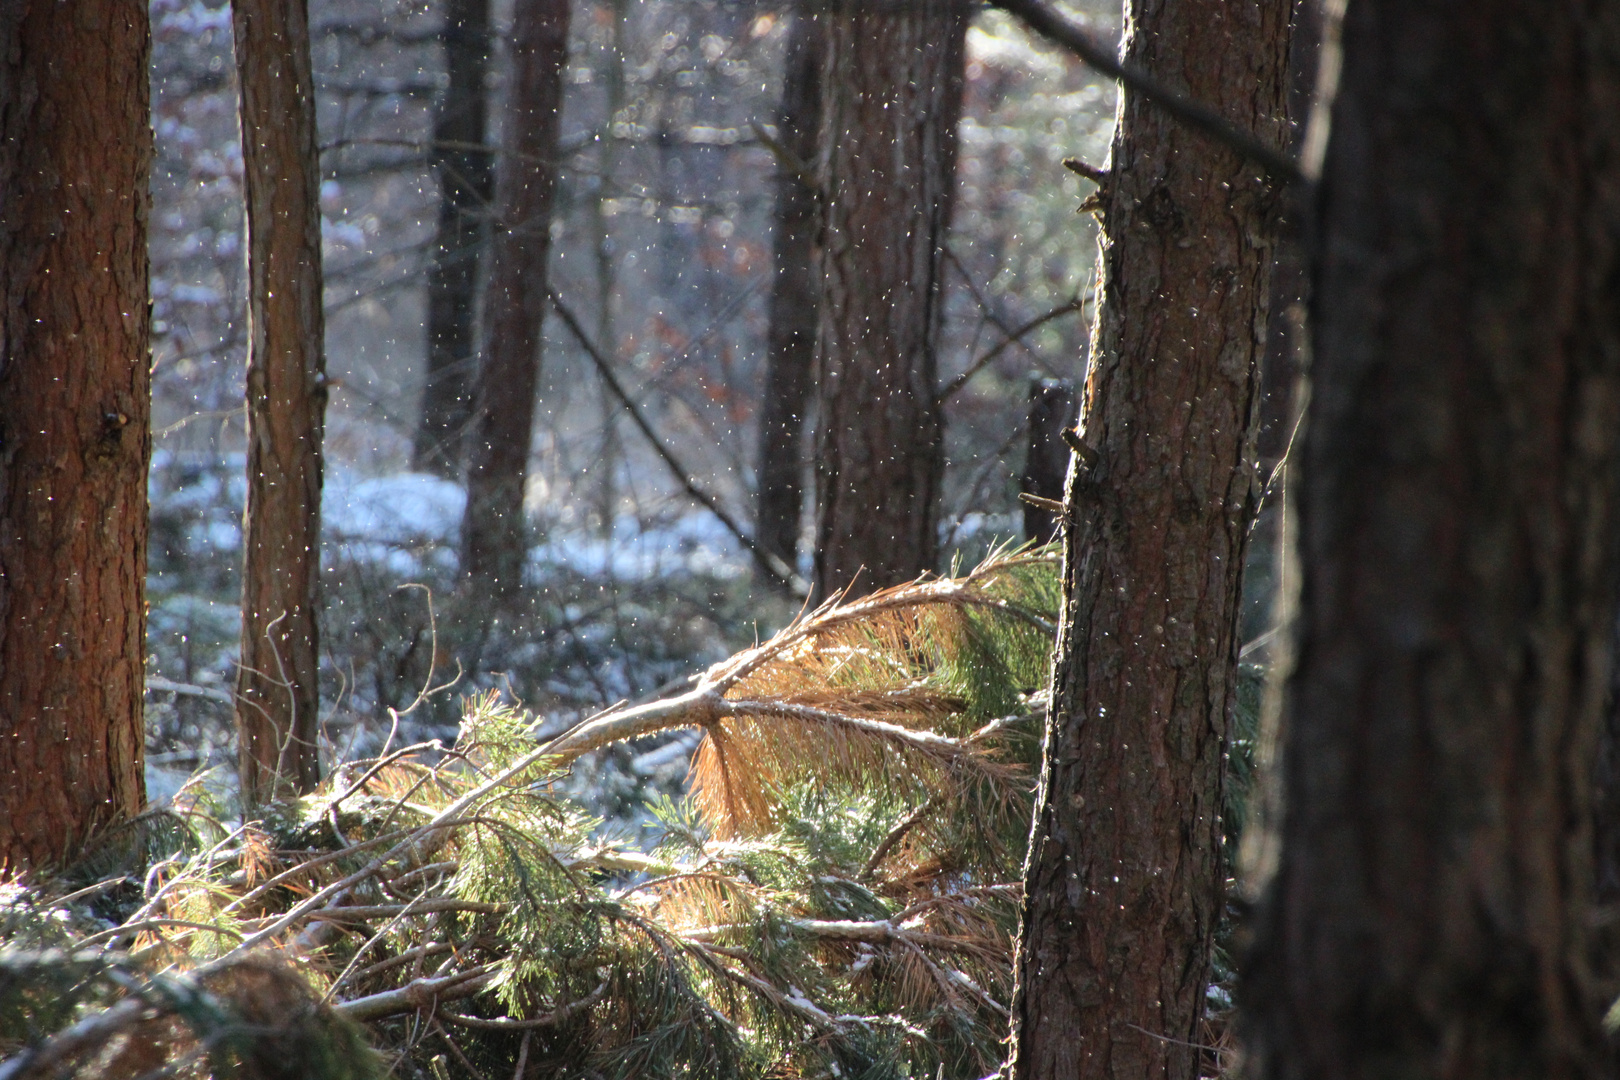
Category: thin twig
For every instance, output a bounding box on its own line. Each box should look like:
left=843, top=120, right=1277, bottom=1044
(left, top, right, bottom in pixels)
left=44, top=876, right=134, bottom=908
left=747, top=121, right=821, bottom=194
left=303, top=898, right=505, bottom=923
left=440, top=983, right=607, bottom=1031
left=943, top=246, right=1053, bottom=375
left=1062, top=156, right=1109, bottom=186
left=433, top=1018, right=493, bottom=1080
left=861, top=796, right=943, bottom=880
left=512, top=1031, right=532, bottom=1080
left=324, top=740, right=444, bottom=815
left=936, top=298, right=1086, bottom=405
left=145, top=676, right=235, bottom=707
left=1123, top=1022, right=1222, bottom=1053
left=341, top=942, right=457, bottom=990
left=75, top=919, right=245, bottom=950
left=547, top=288, right=809, bottom=596
left=219, top=826, right=419, bottom=917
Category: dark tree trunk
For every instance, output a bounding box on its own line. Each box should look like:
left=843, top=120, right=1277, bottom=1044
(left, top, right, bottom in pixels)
left=0, top=0, right=151, bottom=868
left=411, top=0, right=492, bottom=479
left=460, top=0, right=571, bottom=596
left=1021, top=377, right=1076, bottom=546
left=1005, top=0, right=1291, bottom=1075
left=1242, top=4, right=1620, bottom=1078
left=232, top=0, right=328, bottom=804
left=1253, top=0, right=1319, bottom=473
left=753, top=9, right=824, bottom=583
left=810, top=0, right=967, bottom=599
left=1599, top=613, right=1620, bottom=1010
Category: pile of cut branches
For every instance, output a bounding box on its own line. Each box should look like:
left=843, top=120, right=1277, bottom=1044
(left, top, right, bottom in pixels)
left=0, top=549, right=1059, bottom=1080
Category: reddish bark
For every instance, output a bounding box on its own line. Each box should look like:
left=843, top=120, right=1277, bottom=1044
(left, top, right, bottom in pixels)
left=232, top=0, right=328, bottom=803
left=0, top=0, right=151, bottom=866
left=811, top=0, right=968, bottom=599
left=1005, top=1, right=1291, bottom=1076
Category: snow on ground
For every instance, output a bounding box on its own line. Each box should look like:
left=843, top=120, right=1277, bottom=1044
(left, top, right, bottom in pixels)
left=152, top=454, right=753, bottom=584
left=323, top=468, right=751, bottom=582
left=530, top=510, right=748, bottom=582
left=323, top=470, right=466, bottom=546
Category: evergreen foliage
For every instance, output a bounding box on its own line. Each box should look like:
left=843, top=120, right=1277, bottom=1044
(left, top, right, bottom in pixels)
left=0, top=550, right=1060, bottom=1079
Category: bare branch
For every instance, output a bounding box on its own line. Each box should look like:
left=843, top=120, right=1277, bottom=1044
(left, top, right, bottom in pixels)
left=991, top=0, right=1303, bottom=183
left=936, top=297, right=1086, bottom=405
left=861, top=796, right=943, bottom=880
left=145, top=676, right=235, bottom=707
left=439, top=983, right=607, bottom=1030
left=333, top=966, right=496, bottom=1023
left=547, top=289, right=810, bottom=597
left=538, top=686, right=726, bottom=762
left=1061, top=156, right=1108, bottom=186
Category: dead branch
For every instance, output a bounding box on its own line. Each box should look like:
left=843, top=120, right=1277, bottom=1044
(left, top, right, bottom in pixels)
left=991, top=0, right=1302, bottom=183
left=547, top=288, right=810, bottom=596
left=333, top=966, right=497, bottom=1023
left=936, top=297, right=1086, bottom=404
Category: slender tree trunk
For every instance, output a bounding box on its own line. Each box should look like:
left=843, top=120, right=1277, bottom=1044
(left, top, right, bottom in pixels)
left=1004, top=1, right=1291, bottom=1075
left=1242, top=4, right=1620, bottom=1078
left=0, top=0, right=150, bottom=868
left=232, top=0, right=328, bottom=804
left=753, top=9, right=824, bottom=582
left=586, top=0, right=626, bottom=537
left=810, top=0, right=967, bottom=599
left=1253, top=0, right=1319, bottom=474
left=412, top=0, right=494, bottom=478
left=1021, top=377, right=1076, bottom=546
left=460, top=0, right=571, bottom=596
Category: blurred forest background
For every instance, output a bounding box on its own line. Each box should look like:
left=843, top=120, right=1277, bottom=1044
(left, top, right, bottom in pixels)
left=142, top=0, right=1128, bottom=804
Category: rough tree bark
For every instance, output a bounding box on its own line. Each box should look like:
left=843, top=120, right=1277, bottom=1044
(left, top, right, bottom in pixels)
left=232, top=0, right=328, bottom=804
left=1005, top=1, right=1291, bottom=1076
left=0, top=0, right=151, bottom=868
left=1242, top=3, right=1620, bottom=1078
left=411, top=0, right=492, bottom=478
left=753, top=9, right=824, bottom=583
left=810, top=0, right=967, bottom=599
left=460, top=0, right=571, bottom=596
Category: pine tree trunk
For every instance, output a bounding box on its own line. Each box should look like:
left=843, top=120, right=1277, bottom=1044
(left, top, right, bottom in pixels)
left=460, top=0, right=571, bottom=596
left=232, top=0, right=328, bottom=804
left=0, top=0, right=151, bottom=868
left=810, top=0, right=967, bottom=599
left=1005, top=1, right=1291, bottom=1075
left=1242, top=4, right=1620, bottom=1078
left=753, top=9, right=824, bottom=583
left=412, top=0, right=492, bottom=479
